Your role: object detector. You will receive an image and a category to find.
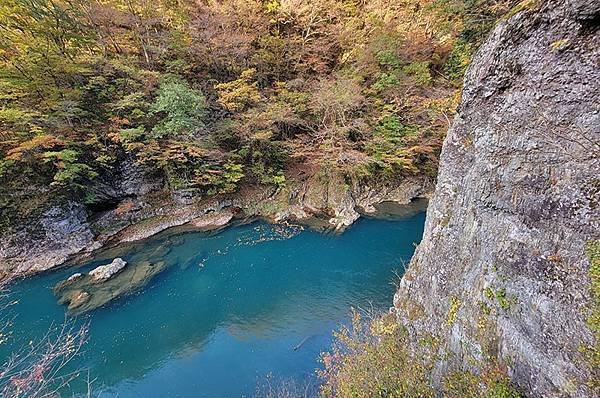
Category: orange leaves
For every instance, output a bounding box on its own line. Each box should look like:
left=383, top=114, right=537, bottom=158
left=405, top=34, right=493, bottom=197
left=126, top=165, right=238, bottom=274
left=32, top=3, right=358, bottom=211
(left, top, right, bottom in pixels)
left=134, top=140, right=210, bottom=168
left=5, top=135, right=65, bottom=161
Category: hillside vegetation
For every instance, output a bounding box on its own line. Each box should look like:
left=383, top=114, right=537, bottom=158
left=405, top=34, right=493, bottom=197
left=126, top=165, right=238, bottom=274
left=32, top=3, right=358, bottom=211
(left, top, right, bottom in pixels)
left=0, top=0, right=514, bottom=229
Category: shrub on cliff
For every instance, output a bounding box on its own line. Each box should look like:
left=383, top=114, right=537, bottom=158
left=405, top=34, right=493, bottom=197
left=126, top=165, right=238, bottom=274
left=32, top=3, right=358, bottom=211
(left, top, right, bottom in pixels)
left=320, top=309, right=522, bottom=398
left=319, top=310, right=434, bottom=397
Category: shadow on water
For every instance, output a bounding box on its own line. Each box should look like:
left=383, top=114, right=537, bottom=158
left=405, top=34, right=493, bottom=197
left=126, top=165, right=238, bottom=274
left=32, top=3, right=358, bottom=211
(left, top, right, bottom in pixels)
left=365, top=198, right=429, bottom=220
left=1, top=207, right=427, bottom=397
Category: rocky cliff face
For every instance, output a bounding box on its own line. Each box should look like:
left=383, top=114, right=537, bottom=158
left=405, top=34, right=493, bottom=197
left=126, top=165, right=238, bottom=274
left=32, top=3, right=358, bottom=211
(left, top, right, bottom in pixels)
left=0, top=166, right=432, bottom=278
left=394, top=1, right=599, bottom=397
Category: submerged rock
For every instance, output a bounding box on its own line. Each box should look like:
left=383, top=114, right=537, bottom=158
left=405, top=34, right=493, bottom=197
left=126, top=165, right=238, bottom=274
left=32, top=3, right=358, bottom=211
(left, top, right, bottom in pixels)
left=54, top=272, right=85, bottom=291
left=89, top=258, right=127, bottom=282
left=55, top=260, right=168, bottom=315
left=66, top=290, right=90, bottom=310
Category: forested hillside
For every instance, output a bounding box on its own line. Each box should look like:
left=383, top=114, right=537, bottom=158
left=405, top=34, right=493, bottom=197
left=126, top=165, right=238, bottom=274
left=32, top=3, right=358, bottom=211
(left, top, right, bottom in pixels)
left=0, top=0, right=515, bottom=232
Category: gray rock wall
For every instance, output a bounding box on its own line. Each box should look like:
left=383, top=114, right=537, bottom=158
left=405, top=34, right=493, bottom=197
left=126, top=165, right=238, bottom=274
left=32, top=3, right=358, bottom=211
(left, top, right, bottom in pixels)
left=394, top=0, right=599, bottom=396
left=0, top=169, right=432, bottom=278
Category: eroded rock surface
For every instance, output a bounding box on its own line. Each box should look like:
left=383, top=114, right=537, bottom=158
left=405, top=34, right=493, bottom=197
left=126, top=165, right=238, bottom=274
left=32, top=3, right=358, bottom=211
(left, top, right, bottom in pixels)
left=0, top=170, right=431, bottom=277
left=89, top=258, right=127, bottom=282
left=0, top=202, right=94, bottom=277
left=394, top=1, right=599, bottom=397
left=188, top=209, right=237, bottom=231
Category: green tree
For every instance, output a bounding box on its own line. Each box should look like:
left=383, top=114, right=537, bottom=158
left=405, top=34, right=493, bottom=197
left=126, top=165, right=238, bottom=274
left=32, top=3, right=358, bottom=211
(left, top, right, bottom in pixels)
left=150, top=78, right=206, bottom=138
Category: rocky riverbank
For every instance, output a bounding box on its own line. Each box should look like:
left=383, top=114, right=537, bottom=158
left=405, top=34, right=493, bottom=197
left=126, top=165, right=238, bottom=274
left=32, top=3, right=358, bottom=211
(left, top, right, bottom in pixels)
left=0, top=171, right=432, bottom=279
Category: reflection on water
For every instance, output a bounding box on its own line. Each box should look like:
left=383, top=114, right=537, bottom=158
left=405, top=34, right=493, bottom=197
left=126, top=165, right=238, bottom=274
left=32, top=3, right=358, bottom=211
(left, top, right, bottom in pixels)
left=1, top=213, right=425, bottom=397
left=368, top=198, right=429, bottom=220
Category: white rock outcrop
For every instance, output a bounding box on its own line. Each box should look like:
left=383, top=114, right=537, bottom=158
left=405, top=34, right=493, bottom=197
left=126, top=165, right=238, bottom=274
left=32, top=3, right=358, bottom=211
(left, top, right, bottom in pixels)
left=89, top=258, right=127, bottom=282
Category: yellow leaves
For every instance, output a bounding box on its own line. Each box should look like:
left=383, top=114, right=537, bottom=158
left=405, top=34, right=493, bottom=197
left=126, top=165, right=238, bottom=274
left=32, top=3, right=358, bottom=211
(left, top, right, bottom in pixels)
left=370, top=315, right=398, bottom=337
left=550, top=39, right=569, bottom=52
left=339, top=49, right=355, bottom=65
left=263, top=0, right=281, bottom=14
left=504, top=0, right=539, bottom=19
left=419, top=93, right=461, bottom=126
left=477, top=312, right=489, bottom=331
left=321, top=308, right=435, bottom=398
left=215, top=69, right=261, bottom=112
left=250, top=130, right=273, bottom=141
left=0, top=108, right=40, bottom=130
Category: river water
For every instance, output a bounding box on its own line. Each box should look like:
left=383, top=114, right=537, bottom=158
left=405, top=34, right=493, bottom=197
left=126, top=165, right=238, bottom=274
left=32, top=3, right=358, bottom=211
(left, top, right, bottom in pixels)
left=0, top=208, right=426, bottom=397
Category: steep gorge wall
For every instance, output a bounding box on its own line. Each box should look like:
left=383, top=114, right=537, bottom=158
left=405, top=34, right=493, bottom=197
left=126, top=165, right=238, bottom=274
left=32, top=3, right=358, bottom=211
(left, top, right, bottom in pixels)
left=394, top=0, right=599, bottom=396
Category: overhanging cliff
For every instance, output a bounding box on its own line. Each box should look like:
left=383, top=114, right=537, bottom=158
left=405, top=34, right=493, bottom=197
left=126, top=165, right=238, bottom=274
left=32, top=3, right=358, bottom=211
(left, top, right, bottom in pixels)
left=394, top=0, right=599, bottom=396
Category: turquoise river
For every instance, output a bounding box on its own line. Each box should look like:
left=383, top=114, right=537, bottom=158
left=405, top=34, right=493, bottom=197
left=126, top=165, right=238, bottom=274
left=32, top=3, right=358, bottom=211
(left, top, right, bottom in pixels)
left=0, top=206, right=426, bottom=397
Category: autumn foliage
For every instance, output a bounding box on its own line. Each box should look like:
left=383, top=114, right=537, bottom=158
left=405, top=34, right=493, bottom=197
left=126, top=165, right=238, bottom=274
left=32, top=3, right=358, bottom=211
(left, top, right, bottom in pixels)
left=0, top=0, right=517, bottom=228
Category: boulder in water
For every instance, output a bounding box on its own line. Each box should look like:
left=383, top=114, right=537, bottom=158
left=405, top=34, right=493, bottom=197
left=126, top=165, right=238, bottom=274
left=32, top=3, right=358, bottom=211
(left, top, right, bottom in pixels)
left=89, top=258, right=127, bottom=282
left=67, top=272, right=83, bottom=282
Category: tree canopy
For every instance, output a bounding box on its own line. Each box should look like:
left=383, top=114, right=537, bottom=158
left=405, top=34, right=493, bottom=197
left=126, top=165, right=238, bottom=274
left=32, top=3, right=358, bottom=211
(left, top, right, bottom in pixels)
left=0, top=0, right=518, bottom=227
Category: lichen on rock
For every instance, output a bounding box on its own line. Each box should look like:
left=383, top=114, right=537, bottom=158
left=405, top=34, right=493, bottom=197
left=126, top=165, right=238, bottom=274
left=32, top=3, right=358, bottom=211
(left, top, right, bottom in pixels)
left=393, top=0, right=600, bottom=396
